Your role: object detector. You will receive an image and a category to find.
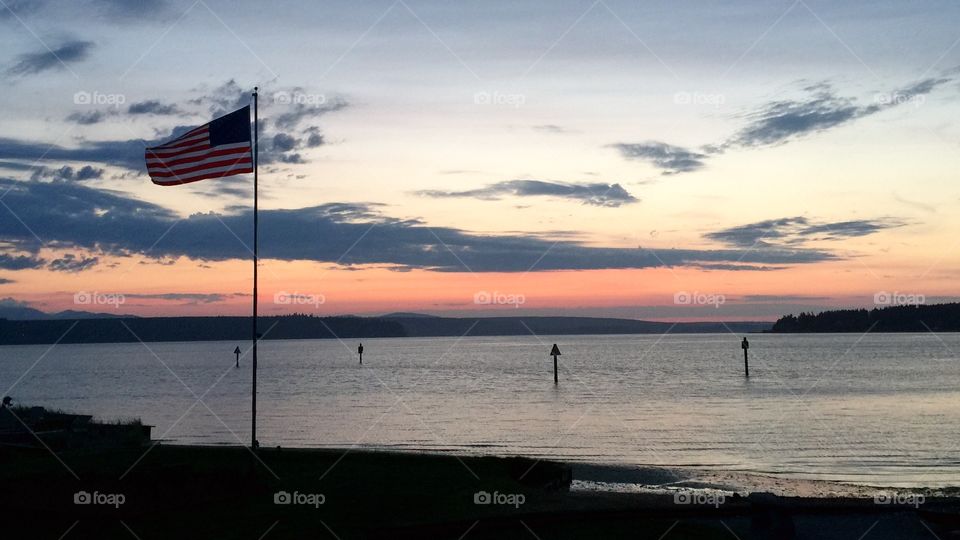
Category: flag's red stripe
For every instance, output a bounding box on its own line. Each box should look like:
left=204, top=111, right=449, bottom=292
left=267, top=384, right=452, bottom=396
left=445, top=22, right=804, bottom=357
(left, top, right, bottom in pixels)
left=145, top=148, right=251, bottom=175
left=152, top=166, right=254, bottom=185
left=146, top=146, right=251, bottom=168
left=146, top=143, right=212, bottom=159
left=148, top=156, right=253, bottom=177
left=145, top=142, right=249, bottom=162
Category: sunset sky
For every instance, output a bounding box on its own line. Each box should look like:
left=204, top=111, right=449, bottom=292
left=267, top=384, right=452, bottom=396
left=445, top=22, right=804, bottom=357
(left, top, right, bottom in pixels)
left=1, top=0, right=959, bottom=321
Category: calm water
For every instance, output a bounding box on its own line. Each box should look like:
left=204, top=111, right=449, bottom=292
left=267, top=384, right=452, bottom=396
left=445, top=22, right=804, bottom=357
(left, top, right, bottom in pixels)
left=2, top=333, right=958, bottom=487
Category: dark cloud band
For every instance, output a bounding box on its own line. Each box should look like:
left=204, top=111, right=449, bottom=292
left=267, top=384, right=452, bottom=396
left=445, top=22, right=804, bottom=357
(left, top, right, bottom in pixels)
left=0, top=178, right=837, bottom=272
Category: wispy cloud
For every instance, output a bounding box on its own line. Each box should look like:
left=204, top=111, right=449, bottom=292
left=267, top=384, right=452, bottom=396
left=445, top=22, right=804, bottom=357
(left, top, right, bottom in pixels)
left=705, top=216, right=906, bottom=249
left=0, top=0, right=45, bottom=19
left=123, top=292, right=247, bottom=304
left=613, top=77, right=953, bottom=174
left=728, top=79, right=947, bottom=148
left=532, top=124, right=569, bottom=134
left=22, top=80, right=345, bottom=168
left=7, top=40, right=93, bottom=76
left=0, top=179, right=838, bottom=272
left=90, top=0, right=169, bottom=21
left=48, top=253, right=98, bottom=272
left=127, top=100, right=181, bottom=115
left=416, top=179, right=638, bottom=207
left=610, top=142, right=708, bottom=174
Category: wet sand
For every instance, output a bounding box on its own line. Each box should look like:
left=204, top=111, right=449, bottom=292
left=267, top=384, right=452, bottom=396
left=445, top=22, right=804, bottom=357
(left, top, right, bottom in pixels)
left=570, top=462, right=960, bottom=498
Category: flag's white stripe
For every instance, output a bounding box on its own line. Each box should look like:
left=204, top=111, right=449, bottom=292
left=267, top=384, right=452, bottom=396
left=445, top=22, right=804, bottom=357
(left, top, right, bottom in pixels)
left=145, top=142, right=252, bottom=165
left=146, top=140, right=210, bottom=157
left=147, top=148, right=251, bottom=174
left=151, top=162, right=252, bottom=183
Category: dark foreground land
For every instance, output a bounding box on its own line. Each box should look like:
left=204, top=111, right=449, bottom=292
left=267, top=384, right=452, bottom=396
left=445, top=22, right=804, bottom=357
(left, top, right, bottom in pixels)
left=2, top=444, right=958, bottom=539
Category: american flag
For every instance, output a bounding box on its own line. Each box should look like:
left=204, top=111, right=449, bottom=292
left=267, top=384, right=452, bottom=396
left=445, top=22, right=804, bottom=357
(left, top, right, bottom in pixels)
left=146, top=106, right=253, bottom=185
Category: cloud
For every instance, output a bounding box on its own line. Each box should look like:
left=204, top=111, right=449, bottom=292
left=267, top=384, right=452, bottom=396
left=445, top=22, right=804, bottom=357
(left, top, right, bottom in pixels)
left=90, top=0, right=168, bottom=21
left=272, top=133, right=297, bottom=152
left=690, top=263, right=785, bottom=272
left=705, top=216, right=905, bottom=249
left=188, top=81, right=345, bottom=163
left=0, top=178, right=838, bottom=272
left=532, top=124, right=568, bottom=134
left=127, top=100, right=181, bottom=115
left=0, top=277, right=14, bottom=284
left=303, top=126, right=325, bottom=147
left=610, top=142, right=707, bottom=174
left=48, top=253, right=98, bottom=272
left=38, top=165, right=104, bottom=181
left=190, top=79, right=250, bottom=118
left=123, top=292, right=244, bottom=304
left=7, top=40, right=93, bottom=76
left=65, top=110, right=108, bottom=125
left=271, top=98, right=347, bottom=131
left=741, top=294, right=831, bottom=302
left=190, top=175, right=250, bottom=198
left=0, top=238, right=43, bottom=267
left=0, top=0, right=44, bottom=19
left=65, top=100, right=181, bottom=125
left=417, top=179, right=639, bottom=207
left=727, top=80, right=948, bottom=148
left=613, top=77, right=953, bottom=174
left=7, top=80, right=346, bottom=171
left=0, top=253, right=44, bottom=270
left=0, top=136, right=150, bottom=170
left=729, top=83, right=864, bottom=148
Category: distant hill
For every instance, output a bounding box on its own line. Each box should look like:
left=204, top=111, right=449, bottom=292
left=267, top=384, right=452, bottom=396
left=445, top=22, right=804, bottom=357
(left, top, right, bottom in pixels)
left=385, top=315, right=770, bottom=337
left=770, top=302, right=960, bottom=333
left=0, top=314, right=771, bottom=345
left=0, top=299, right=134, bottom=321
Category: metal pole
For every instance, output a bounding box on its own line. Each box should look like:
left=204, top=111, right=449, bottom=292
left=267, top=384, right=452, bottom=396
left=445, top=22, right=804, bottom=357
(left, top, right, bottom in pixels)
left=251, top=88, right=259, bottom=448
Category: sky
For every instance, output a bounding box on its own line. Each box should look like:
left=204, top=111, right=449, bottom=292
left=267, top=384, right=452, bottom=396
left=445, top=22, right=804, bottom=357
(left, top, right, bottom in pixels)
left=0, top=0, right=959, bottom=321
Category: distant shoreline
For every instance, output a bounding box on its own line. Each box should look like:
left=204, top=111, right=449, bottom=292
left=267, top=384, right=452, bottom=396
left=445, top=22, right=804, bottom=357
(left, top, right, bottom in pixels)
left=769, top=302, right=960, bottom=333
left=0, top=315, right=772, bottom=345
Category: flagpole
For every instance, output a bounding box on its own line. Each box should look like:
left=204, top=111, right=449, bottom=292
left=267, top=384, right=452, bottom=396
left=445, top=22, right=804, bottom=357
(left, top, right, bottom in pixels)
left=251, top=87, right=259, bottom=449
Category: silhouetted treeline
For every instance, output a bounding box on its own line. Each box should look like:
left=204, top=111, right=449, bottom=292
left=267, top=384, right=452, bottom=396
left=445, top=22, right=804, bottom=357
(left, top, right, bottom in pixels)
left=771, top=303, right=960, bottom=333
left=0, top=314, right=771, bottom=345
